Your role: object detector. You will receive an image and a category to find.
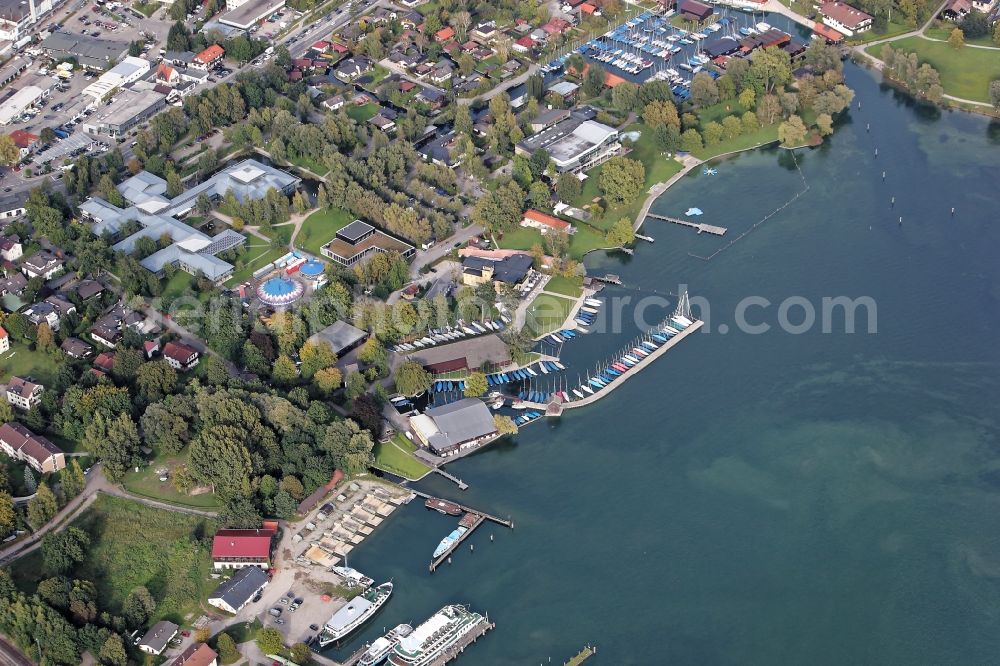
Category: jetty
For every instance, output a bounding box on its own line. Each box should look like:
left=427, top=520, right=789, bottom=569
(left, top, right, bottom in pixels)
left=646, top=213, right=727, bottom=236
left=410, top=490, right=514, bottom=572
left=428, top=618, right=495, bottom=666
left=635, top=233, right=654, bottom=243
left=431, top=467, right=468, bottom=490
left=590, top=273, right=621, bottom=285
left=429, top=513, right=486, bottom=572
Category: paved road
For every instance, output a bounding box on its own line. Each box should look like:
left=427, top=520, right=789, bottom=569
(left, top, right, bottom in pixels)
left=0, top=635, right=34, bottom=666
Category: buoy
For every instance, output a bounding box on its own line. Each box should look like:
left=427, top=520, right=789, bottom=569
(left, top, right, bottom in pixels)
left=898, top=216, right=903, bottom=225
left=951, top=207, right=955, bottom=215
left=490, top=534, right=494, bottom=542
left=867, top=123, right=870, bottom=132
left=874, top=148, right=878, bottom=157
left=882, top=171, right=885, bottom=180
left=891, top=196, right=895, bottom=207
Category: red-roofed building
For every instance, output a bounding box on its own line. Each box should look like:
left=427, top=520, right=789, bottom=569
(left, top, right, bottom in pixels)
left=8, top=130, right=38, bottom=159
left=580, top=3, right=598, bottom=14
left=513, top=36, right=535, bottom=52
left=819, top=1, right=872, bottom=35
left=435, top=26, right=455, bottom=42
left=162, top=340, right=199, bottom=371
left=521, top=209, right=574, bottom=234
left=93, top=351, right=115, bottom=373
left=542, top=18, right=572, bottom=34
left=154, top=63, right=179, bottom=86
left=167, top=642, right=218, bottom=666
left=192, top=44, right=225, bottom=70
left=212, top=528, right=275, bottom=569
left=311, top=40, right=331, bottom=52
left=812, top=23, right=844, bottom=43
left=0, top=326, right=7, bottom=354
left=331, top=42, right=349, bottom=54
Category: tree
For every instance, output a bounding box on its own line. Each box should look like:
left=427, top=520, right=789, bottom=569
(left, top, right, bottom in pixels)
left=598, top=157, right=645, bottom=207
left=991, top=80, right=1000, bottom=109
left=141, top=403, right=188, bottom=454
left=313, top=367, right=343, bottom=395
left=290, top=642, right=311, bottom=665
left=690, top=72, right=720, bottom=107
left=99, top=634, right=128, bottom=666
left=123, top=586, right=155, bottom=627
left=23, top=466, right=36, bottom=494
left=757, top=94, right=781, bottom=124
left=642, top=100, right=680, bottom=129
left=136, top=360, right=177, bottom=402
left=556, top=172, right=582, bottom=203
left=271, top=354, right=299, bottom=386
left=298, top=340, right=337, bottom=380
left=994, top=19, right=1000, bottom=46
left=778, top=115, right=808, bottom=146
left=948, top=27, right=965, bottom=49
left=464, top=372, right=488, bottom=398
left=60, top=460, right=86, bottom=499
left=217, top=633, right=240, bottom=663
left=653, top=123, right=681, bottom=154
left=27, top=483, right=58, bottom=529
left=84, top=412, right=141, bottom=482
left=344, top=371, right=367, bottom=401
left=0, top=135, right=19, bottom=167
left=816, top=113, right=834, bottom=136
left=605, top=217, right=635, bottom=247
left=42, top=527, right=90, bottom=575
left=357, top=337, right=387, bottom=371
left=749, top=46, right=792, bottom=94
left=0, top=492, right=15, bottom=537
left=960, top=10, right=990, bottom=38
left=583, top=63, right=606, bottom=98
left=680, top=129, right=703, bottom=152
left=321, top=418, right=374, bottom=474
left=738, top=87, right=756, bottom=110
left=493, top=414, right=518, bottom=436
left=395, top=360, right=432, bottom=397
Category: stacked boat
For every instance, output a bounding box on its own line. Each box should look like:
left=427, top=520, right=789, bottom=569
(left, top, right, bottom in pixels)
left=547, top=328, right=578, bottom=344
left=575, top=298, right=603, bottom=330
left=390, top=317, right=508, bottom=354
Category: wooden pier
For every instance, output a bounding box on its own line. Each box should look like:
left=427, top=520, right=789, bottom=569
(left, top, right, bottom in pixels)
left=410, top=490, right=514, bottom=528
left=427, top=619, right=495, bottom=666
left=431, top=467, right=468, bottom=490
left=646, top=213, right=727, bottom=236
left=429, top=513, right=485, bottom=572
left=635, top=233, right=655, bottom=243
left=409, top=490, right=514, bottom=573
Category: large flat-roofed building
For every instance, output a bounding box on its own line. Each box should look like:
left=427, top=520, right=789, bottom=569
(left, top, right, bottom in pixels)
left=320, top=220, right=415, bottom=267
left=409, top=398, right=498, bottom=456
left=82, top=56, right=151, bottom=100
left=0, top=0, right=55, bottom=42
left=219, top=0, right=286, bottom=29
left=80, top=88, right=165, bottom=136
left=407, top=334, right=510, bottom=374
left=41, top=31, right=129, bottom=70
left=308, top=320, right=368, bottom=357
left=0, top=86, right=45, bottom=125
left=516, top=114, right=621, bottom=173
left=79, top=160, right=298, bottom=283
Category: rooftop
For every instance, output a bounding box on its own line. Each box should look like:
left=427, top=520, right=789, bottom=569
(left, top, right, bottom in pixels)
left=308, top=320, right=368, bottom=356
left=211, top=528, right=274, bottom=559
left=209, top=566, right=268, bottom=610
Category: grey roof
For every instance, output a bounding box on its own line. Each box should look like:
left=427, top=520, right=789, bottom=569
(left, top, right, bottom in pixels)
left=463, top=253, right=532, bottom=284
left=308, top=320, right=367, bottom=356
left=138, top=620, right=179, bottom=653
left=60, top=337, right=94, bottom=357
left=218, top=0, right=286, bottom=29
left=40, top=32, right=129, bottom=70
left=209, top=566, right=268, bottom=611
left=423, top=398, right=497, bottom=451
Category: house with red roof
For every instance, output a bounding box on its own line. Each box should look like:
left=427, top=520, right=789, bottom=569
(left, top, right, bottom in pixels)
left=212, top=528, right=275, bottom=569
left=8, top=130, right=38, bottom=159
left=521, top=209, right=574, bottom=234
left=0, top=326, right=8, bottom=355
left=513, top=35, right=535, bottom=53
left=163, top=340, right=199, bottom=371
left=154, top=63, right=179, bottom=86
left=192, top=44, right=225, bottom=70
left=434, top=26, right=455, bottom=42
left=541, top=18, right=572, bottom=35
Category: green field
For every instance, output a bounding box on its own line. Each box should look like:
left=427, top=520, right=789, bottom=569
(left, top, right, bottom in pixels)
left=543, top=275, right=584, bottom=298
left=0, top=342, right=61, bottom=386
left=867, top=36, right=1000, bottom=102
left=224, top=244, right=288, bottom=286
left=123, top=452, right=222, bottom=509
left=373, top=435, right=430, bottom=480
left=525, top=293, right=576, bottom=337
left=347, top=103, right=379, bottom=123
left=850, top=20, right=917, bottom=44
left=12, top=494, right=218, bottom=625
left=923, top=26, right=998, bottom=47
left=296, top=207, right=354, bottom=256
left=496, top=225, right=544, bottom=251
left=693, top=122, right=780, bottom=160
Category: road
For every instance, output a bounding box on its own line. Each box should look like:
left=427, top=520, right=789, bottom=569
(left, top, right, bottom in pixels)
left=0, top=635, right=34, bottom=666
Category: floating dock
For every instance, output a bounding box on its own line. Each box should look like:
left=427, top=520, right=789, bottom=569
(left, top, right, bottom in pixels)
left=647, top=213, right=727, bottom=235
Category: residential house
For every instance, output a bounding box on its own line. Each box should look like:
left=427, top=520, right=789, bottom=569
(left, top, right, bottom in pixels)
left=0, top=234, right=21, bottom=261
left=8, top=130, right=39, bottom=159
left=0, top=326, right=7, bottom=354
left=541, top=17, right=572, bottom=35
left=369, top=113, right=397, bottom=133
left=322, top=94, right=346, bottom=110
left=399, top=11, right=422, bottom=29
left=21, top=250, right=64, bottom=280
left=434, top=26, right=455, bottom=42
left=334, top=55, right=372, bottom=82
left=162, top=340, right=199, bottom=371
left=192, top=44, right=225, bottom=70
left=6, top=376, right=43, bottom=410
left=212, top=528, right=275, bottom=569
left=143, top=339, right=160, bottom=358
left=818, top=1, right=873, bottom=35
left=207, top=566, right=269, bottom=614
left=0, top=272, right=27, bottom=297
left=547, top=80, right=579, bottom=102
left=93, top=351, right=115, bottom=373
left=138, top=621, right=179, bottom=656
left=521, top=209, right=575, bottom=234
left=72, top=278, right=104, bottom=301
left=0, top=422, right=65, bottom=473
left=167, top=643, right=218, bottom=666
left=430, top=61, right=453, bottom=84
left=471, top=20, right=497, bottom=42
left=154, top=63, right=180, bottom=86
left=513, top=35, right=535, bottom=53
left=530, top=108, right=570, bottom=132
left=162, top=50, right=196, bottom=66
left=61, top=337, right=94, bottom=359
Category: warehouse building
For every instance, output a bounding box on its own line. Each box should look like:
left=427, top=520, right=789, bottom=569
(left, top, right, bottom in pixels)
left=81, top=88, right=165, bottom=136
left=409, top=398, right=498, bottom=456
left=40, top=31, right=128, bottom=70
left=82, top=56, right=151, bottom=100
left=0, top=85, right=45, bottom=125
left=219, top=0, right=286, bottom=30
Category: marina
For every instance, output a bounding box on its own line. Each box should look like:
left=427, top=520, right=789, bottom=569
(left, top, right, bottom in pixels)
left=415, top=493, right=514, bottom=573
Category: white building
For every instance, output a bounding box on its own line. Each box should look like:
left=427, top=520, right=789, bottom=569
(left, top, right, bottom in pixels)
left=0, top=327, right=8, bottom=354
left=82, top=56, right=151, bottom=101
left=819, top=2, right=873, bottom=35
left=6, top=376, right=42, bottom=410
left=0, top=0, right=55, bottom=43
left=0, top=85, right=45, bottom=125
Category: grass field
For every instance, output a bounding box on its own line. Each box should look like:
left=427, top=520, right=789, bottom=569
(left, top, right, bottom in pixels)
left=288, top=154, right=329, bottom=177
left=0, top=342, right=61, bottom=386
left=12, top=494, right=218, bottom=625
left=693, top=122, right=781, bottom=160
left=525, top=293, right=575, bottom=337
left=924, top=26, right=998, bottom=47
left=123, top=452, right=222, bottom=509
left=850, top=20, right=917, bottom=44
left=867, top=36, right=1000, bottom=102
left=347, top=103, right=379, bottom=123
left=296, top=207, right=354, bottom=256
left=543, top=275, right=583, bottom=298
left=373, top=435, right=430, bottom=480
left=224, top=244, right=288, bottom=286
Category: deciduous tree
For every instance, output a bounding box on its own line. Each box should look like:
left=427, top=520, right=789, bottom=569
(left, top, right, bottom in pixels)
left=598, top=157, right=645, bottom=207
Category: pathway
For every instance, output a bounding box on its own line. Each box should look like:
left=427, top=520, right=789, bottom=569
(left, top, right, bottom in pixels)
left=632, top=155, right=701, bottom=232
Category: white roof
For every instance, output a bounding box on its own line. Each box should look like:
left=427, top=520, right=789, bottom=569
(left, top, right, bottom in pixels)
left=573, top=120, right=617, bottom=145
left=175, top=237, right=212, bottom=252
left=230, top=164, right=266, bottom=184
left=398, top=612, right=451, bottom=653
left=0, top=86, right=43, bottom=124
left=325, top=596, right=374, bottom=631
left=409, top=413, right=439, bottom=440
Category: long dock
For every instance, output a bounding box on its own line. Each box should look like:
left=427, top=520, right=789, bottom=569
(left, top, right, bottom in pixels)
left=431, top=467, right=468, bottom=490
left=646, top=213, right=727, bottom=236
left=428, top=513, right=485, bottom=572
left=409, top=490, right=514, bottom=528
left=427, top=619, right=495, bottom=665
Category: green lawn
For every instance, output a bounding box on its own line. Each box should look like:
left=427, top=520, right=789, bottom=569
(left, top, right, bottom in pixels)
left=572, top=123, right=685, bottom=233
left=373, top=435, right=430, bottom=480
left=496, top=225, right=544, bottom=251
left=693, top=122, right=780, bottom=160
left=867, top=36, right=1000, bottom=102
left=133, top=0, right=159, bottom=16
left=0, top=342, right=61, bottom=386
left=287, top=154, right=329, bottom=177
left=224, top=244, right=288, bottom=286
left=347, top=103, right=379, bottom=123
left=525, top=292, right=576, bottom=337
left=924, top=26, right=998, bottom=47
left=296, top=207, right=354, bottom=256
left=161, top=271, right=196, bottom=300
left=123, top=451, right=222, bottom=509
left=12, top=494, right=218, bottom=625
left=543, top=275, right=583, bottom=298
left=849, top=20, right=916, bottom=44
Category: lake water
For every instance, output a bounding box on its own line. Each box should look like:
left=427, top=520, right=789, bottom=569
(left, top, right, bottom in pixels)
left=331, top=64, right=1000, bottom=665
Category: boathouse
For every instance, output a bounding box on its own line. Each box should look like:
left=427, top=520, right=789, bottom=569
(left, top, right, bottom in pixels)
left=410, top=398, right=498, bottom=456
left=677, top=0, right=713, bottom=22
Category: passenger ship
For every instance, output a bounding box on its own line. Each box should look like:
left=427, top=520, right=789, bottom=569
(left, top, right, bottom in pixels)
left=317, top=581, right=393, bottom=646
left=388, top=605, right=489, bottom=666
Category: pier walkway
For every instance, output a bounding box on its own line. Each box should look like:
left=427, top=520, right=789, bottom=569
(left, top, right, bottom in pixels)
left=429, top=513, right=485, bottom=572
left=431, top=467, right=468, bottom=490
left=646, top=213, right=727, bottom=236
left=428, top=620, right=495, bottom=665
left=409, top=490, right=514, bottom=528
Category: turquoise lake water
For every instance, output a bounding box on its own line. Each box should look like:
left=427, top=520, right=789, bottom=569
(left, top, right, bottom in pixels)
left=332, top=64, right=1000, bottom=665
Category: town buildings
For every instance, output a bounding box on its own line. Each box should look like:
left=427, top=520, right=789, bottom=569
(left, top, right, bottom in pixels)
left=0, top=326, right=8, bottom=354
left=137, top=621, right=179, bottom=656
left=516, top=109, right=621, bottom=173
left=167, top=643, right=218, bottom=666
left=208, top=566, right=269, bottom=613
left=162, top=341, right=200, bottom=371
left=211, top=528, right=275, bottom=569
left=5, top=376, right=43, bottom=410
